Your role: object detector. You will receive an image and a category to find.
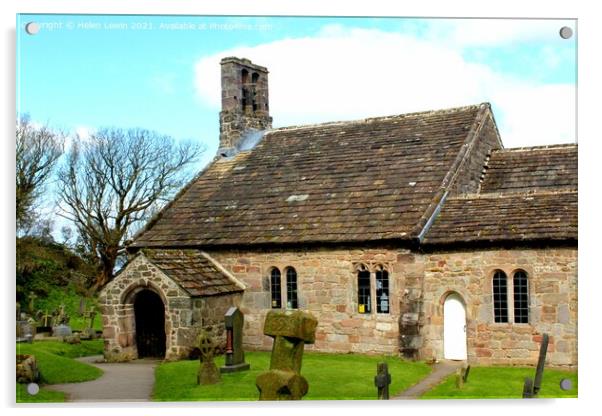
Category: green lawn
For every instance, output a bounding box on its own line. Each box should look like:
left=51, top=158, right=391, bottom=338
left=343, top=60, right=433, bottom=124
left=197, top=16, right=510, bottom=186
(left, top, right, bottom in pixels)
left=153, top=351, right=431, bottom=401
left=16, top=340, right=104, bottom=403
left=422, top=366, right=578, bottom=399
left=69, top=315, right=103, bottom=332
left=16, top=383, right=66, bottom=403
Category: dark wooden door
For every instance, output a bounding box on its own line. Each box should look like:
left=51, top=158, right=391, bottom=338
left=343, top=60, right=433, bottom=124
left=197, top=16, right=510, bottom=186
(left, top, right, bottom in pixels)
left=134, top=290, right=166, bottom=358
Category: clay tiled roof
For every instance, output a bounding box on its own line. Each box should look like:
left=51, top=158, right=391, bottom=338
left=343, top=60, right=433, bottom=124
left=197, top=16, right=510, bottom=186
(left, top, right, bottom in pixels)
left=480, top=144, right=577, bottom=193
left=142, top=249, right=244, bottom=296
left=133, top=104, right=490, bottom=247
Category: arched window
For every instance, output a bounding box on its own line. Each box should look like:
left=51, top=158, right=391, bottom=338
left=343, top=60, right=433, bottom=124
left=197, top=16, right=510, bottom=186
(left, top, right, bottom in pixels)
left=375, top=266, right=390, bottom=314
left=270, top=268, right=282, bottom=309
left=492, top=270, right=508, bottom=323
left=285, top=267, right=298, bottom=309
left=513, top=270, right=529, bottom=323
left=357, top=266, right=371, bottom=314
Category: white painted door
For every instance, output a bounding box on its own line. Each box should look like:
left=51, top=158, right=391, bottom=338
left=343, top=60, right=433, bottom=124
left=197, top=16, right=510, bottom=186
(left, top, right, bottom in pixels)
left=443, top=293, right=467, bottom=360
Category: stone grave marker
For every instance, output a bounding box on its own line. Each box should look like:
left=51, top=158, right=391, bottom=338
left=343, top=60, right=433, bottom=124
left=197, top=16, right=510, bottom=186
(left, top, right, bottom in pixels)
left=220, top=307, right=250, bottom=373
left=196, top=328, right=221, bottom=385
left=81, top=307, right=97, bottom=339
left=79, top=298, right=86, bottom=315
left=256, top=310, right=317, bottom=400
left=36, top=310, right=53, bottom=335
left=522, top=333, right=549, bottom=398
left=27, top=292, right=37, bottom=315
left=374, top=362, right=391, bottom=399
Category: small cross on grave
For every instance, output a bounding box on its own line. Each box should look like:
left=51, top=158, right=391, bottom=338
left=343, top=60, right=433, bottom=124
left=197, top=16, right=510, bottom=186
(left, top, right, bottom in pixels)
left=196, top=328, right=221, bottom=385
left=374, top=362, right=391, bottom=399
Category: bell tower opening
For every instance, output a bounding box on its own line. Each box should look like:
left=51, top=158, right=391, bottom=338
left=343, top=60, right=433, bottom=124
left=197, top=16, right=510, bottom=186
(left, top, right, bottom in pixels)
left=218, top=57, right=272, bottom=155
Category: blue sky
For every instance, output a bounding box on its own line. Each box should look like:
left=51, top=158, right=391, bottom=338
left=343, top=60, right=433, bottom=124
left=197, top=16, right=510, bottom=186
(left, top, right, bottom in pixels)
left=17, top=14, right=576, bottom=171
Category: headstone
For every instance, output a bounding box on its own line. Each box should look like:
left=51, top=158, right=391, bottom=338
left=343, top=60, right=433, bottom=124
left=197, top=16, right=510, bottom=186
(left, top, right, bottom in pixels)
left=522, top=333, right=549, bottom=398
left=374, top=362, right=391, bottom=399
left=16, top=320, right=35, bottom=342
left=79, top=298, right=87, bottom=315
left=27, top=292, right=37, bottom=315
left=196, top=328, right=221, bottom=385
left=455, top=368, right=464, bottom=389
left=533, top=333, right=549, bottom=395
left=36, top=310, right=53, bottom=334
left=55, top=304, right=70, bottom=325
left=256, top=310, right=317, bottom=400
left=82, top=307, right=97, bottom=339
left=53, top=324, right=72, bottom=338
left=462, top=365, right=471, bottom=383
left=220, top=307, right=250, bottom=373
left=522, top=377, right=534, bottom=398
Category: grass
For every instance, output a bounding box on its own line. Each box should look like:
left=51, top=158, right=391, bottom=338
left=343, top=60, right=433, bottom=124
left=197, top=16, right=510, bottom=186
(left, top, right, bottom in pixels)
left=153, top=351, right=431, bottom=401
left=16, top=340, right=104, bottom=403
left=69, top=314, right=103, bottom=332
left=16, top=383, right=66, bottom=403
left=422, top=366, right=578, bottom=399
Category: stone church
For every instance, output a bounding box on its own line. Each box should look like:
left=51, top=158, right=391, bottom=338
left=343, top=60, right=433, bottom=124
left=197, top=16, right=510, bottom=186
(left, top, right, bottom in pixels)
left=99, top=57, right=577, bottom=367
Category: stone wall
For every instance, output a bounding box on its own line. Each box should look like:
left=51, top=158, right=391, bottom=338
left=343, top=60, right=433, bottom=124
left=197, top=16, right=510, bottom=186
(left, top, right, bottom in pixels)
left=99, top=253, right=241, bottom=361
left=420, top=247, right=577, bottom=368
left=208, top=247, right=422, bottom=355
left=101, top=245, right=577, bottom=367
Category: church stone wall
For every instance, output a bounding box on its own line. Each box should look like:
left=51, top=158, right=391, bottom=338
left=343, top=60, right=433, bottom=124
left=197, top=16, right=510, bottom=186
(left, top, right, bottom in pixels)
left=420, top=247, right=577, bottom=368
left=208, top=247, right=422, bottom=355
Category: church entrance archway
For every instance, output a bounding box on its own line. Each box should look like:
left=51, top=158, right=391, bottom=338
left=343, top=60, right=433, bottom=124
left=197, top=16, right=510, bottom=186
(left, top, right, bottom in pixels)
left=134, top=290, right=166, bottom=358
left=443, top=292, right=467, bottom=360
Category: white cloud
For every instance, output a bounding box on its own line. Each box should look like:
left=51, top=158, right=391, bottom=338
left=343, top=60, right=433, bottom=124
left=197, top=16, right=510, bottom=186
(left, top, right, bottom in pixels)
left=423, top=19, right=576, bottom=48
left=193, top=25, right=575, bottom=147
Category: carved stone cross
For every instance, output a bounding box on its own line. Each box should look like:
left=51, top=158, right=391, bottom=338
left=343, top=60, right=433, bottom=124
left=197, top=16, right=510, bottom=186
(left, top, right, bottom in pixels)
left=256, top=310, right=317, bottom=400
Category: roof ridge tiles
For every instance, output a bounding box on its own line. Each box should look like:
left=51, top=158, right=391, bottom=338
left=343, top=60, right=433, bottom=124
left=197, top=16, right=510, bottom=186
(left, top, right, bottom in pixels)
left=264, top=103, right=488, bottom=134
left=492, top=143, right=577, bottom=153
left=447, top=188, right=577, bottom=200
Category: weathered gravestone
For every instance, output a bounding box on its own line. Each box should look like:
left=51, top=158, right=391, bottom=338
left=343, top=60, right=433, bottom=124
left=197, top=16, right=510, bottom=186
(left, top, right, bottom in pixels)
left=374, top=362, right=391, bottom=400
left=196, top=328, right=221, bottom=385
left=256, top=310, right=317, bottom=400
left=220, top=307, right=250, bottom=373
left=16, top=305, right=35, bottom=343
left=53, top=324, right=72, bottom=338
left=36, top=310, right=53, bottom=334
left=523, top=333, right=549, bottom=398
left=81, top=307, right=97, bottom=340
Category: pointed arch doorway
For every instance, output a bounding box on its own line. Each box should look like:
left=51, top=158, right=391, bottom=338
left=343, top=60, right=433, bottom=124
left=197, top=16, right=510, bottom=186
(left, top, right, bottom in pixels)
left=443, top=293, right=467, bottom=360
left=134, top=290, right=166, bottom=358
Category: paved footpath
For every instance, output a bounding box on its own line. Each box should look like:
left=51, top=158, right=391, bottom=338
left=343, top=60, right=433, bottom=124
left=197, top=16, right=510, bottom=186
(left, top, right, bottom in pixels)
left=46, top=355, right=158, bottom=402
left=392, top=360, right=465, bottom=400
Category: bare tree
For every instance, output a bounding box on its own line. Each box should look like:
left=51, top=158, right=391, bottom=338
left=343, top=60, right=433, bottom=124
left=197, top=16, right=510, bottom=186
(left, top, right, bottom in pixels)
left=16, top=116, right=64, bottom=231
left=57, top=127, right=204, bottom=291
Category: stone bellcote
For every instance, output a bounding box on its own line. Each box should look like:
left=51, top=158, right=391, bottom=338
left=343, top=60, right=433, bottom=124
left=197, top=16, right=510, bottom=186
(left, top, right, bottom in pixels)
left=219, top=57, right=273, bottom=156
